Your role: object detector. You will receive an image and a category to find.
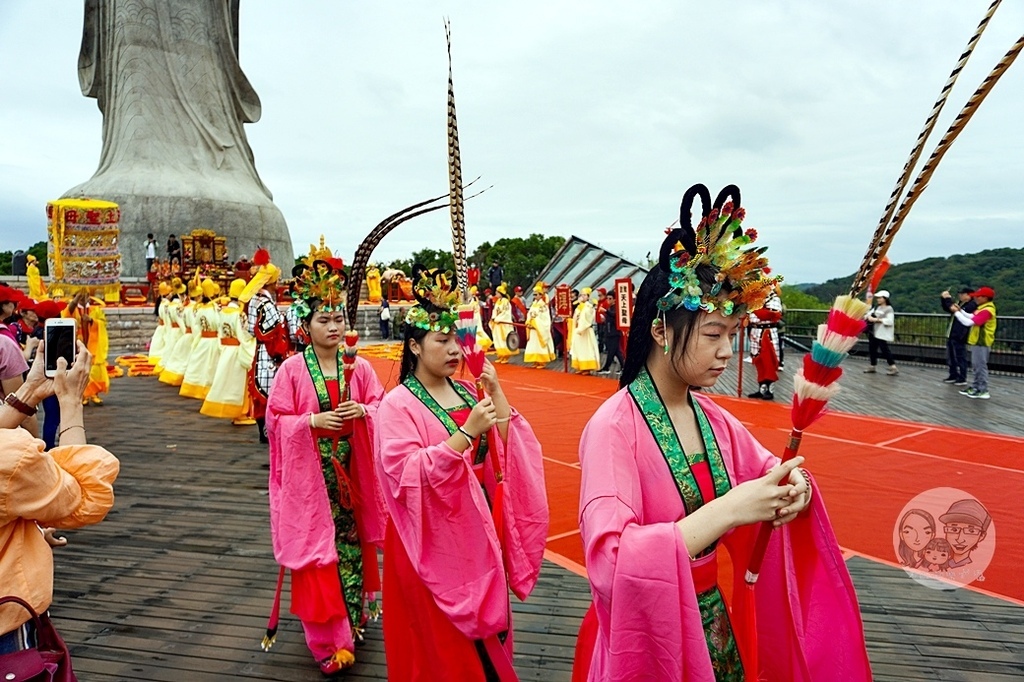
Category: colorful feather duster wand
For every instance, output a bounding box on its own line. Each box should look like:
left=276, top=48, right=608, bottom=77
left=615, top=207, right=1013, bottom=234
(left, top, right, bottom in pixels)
left=743, top=295, right=868, bottom=585
left=740, top=9, right=1021, bottom=674
left=746, top=0, right=1021, bottom=586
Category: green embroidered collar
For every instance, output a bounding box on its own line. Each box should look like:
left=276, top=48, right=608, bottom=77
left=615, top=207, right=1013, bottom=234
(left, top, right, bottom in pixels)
left=627, top=367, right=732, bottom=517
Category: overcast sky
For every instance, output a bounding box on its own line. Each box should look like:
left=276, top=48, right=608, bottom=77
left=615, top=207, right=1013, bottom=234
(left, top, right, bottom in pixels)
left=1, top=1, right=1021, bottom=284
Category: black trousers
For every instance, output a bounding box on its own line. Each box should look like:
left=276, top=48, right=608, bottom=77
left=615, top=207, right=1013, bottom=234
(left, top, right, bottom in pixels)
left=868, top=335, right=896, bottom=366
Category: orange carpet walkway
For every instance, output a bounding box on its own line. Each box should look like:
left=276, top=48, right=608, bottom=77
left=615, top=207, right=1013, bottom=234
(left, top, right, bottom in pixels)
left=365, top=356, right=1024, bottom=605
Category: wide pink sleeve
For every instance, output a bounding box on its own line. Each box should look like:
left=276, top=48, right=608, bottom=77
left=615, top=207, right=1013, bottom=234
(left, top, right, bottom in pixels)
left=266, top=357, right=337, bottom=569
left=697, top=396, right=872, bottom=682
left=350, top=357, right=387, bottom=547
left=578, top=397, right=716, bottom=681
left=375, top=387, right=508, bottom=639
left=488, top=409, right=549, bottom=600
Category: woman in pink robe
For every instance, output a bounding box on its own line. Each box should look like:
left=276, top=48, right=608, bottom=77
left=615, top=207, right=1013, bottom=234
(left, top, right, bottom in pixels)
left=375, top=273, right=549, bottom=681
left=266, top=294, right=387, bottom=675
left=574, top=184, right=871, bottom=681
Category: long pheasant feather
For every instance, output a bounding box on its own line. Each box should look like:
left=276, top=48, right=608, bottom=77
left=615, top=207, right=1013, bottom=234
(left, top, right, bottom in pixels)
left=850, top=0, right=1001, bottom=295
left=445, top=19, right=469, bottom=297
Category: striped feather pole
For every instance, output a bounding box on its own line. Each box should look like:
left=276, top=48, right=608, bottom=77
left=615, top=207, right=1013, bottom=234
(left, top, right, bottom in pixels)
left=850, top=0, right=1002, bottom=296
left=445, top=19, right=469, bottom=298
left=853, top=31, right=1024, bottom=295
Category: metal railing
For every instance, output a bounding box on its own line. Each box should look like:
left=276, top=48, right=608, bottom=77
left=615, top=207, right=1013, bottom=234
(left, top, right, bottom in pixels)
left=782, top=309, right=1024, bottom=375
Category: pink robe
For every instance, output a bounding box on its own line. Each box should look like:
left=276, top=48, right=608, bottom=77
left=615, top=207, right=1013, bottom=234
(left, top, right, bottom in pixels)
left=578, top=389, right=871, bottom=681
left=266, top=354, right=387, bottom=570
left=375, top=380, right=549, bottom=679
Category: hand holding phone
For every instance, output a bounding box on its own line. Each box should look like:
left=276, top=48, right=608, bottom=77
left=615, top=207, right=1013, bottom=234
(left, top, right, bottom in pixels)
left=44, top=318, right=77, bottom=378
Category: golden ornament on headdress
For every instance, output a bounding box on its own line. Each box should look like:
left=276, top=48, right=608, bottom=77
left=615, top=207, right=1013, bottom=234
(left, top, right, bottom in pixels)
left=302, top=235, right=334, bottom=269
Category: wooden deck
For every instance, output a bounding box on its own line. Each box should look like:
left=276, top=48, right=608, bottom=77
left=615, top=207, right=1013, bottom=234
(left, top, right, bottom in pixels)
left=50, top=371, right=1024, bottom=680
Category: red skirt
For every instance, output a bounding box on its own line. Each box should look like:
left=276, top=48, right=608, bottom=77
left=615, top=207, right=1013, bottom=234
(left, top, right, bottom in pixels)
left=383, top=521, right=493, bottom=681
left=291, top=563, right=347, bottom=624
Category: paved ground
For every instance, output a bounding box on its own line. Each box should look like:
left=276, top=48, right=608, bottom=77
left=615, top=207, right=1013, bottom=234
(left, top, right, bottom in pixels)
left=49, top=358, right=1024, bottom=680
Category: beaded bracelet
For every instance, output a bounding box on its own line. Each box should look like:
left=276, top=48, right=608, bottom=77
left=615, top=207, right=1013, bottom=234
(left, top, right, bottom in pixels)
left=58, top=424, right=85, bottom=438
left=798, top=468, right=813, bottom=503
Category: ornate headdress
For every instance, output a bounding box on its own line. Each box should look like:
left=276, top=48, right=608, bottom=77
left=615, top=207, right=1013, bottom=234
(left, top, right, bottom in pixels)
left=658, top=183, right=780, bottom=316
left=404, top=265, right=460, bottom=333
left=289, top=236, right=347, bottom=320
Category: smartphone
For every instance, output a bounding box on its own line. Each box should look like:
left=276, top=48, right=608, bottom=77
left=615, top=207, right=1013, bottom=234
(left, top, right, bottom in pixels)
left=44, top=317, right=77, bottom=378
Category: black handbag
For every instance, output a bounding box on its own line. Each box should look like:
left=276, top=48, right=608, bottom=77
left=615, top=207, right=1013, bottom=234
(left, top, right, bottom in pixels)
left=0, top=596, right=77, bottom=682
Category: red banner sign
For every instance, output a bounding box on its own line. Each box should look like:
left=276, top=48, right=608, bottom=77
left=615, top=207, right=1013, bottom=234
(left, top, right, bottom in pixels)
left=614, top=278, right=634, bottom=331
left=555, top=284, right=573, bottom=318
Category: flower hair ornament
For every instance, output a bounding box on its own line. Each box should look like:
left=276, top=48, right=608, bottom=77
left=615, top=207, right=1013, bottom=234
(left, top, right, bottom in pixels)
left=404, top=264, right=461, bottom=333
left=289, top=236, right=347, bottom=320
left=658, top=183, right=781, bottom=318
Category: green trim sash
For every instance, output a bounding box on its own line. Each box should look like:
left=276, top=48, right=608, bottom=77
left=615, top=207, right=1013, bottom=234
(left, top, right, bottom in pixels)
left=403, top=375, right=488, bottom=465
left=304, top=345, right=345, bottom=413
left=627, top=367, right=732, bottom=517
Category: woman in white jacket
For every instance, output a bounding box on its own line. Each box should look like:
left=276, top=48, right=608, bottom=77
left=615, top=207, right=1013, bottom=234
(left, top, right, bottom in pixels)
left=865, top=290, right=898, bottom=375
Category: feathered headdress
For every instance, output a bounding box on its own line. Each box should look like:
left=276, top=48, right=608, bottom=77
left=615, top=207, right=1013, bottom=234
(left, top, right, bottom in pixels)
left=289, top=236, right=347, bottom=320
left=238, top=246, right=282, bottom=303
left=404, top=265, right=461, bottom=333
left=658, top=183, right=780, bottom=316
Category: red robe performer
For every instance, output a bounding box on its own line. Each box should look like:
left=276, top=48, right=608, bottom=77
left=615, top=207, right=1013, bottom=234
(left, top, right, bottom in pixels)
left=239, top=248, right=289, bottom=443
left=747, top=290, right=783, bottom=400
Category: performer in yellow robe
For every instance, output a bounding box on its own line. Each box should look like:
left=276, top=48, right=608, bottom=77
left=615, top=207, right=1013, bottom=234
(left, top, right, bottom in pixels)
left=366, top=263, right=382, bottom=303
left=489, top=284, right=518, bottom=363
left=523, top=283, right=556, bottom=368
left=201, top=279, right=257, bottom=421
left=468, top=286, right=492, bottom=352
left=148, top=281, right=172, bottom=364
left=571, top=287, right=600, bottom=374
left=180, top=279, right=223, bottom=400
left=153, top=280, right=183, bottom=373
left=65, top=293, right=111, bottom=404
left=158, top=279, right=197, bottom=386
left=26, top=255, right=46, bottom=300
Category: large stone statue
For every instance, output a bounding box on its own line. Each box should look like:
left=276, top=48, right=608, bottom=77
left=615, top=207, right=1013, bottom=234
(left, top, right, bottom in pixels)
left=64, top=0, right=293, bottom=277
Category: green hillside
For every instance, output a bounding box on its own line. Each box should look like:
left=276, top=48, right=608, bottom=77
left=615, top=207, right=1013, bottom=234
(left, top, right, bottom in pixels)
left=803, top=247, right=1024, bottom=316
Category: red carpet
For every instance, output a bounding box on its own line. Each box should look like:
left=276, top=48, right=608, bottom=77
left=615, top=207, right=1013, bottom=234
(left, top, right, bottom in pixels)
left=366, top=357, right=1024, bottom=604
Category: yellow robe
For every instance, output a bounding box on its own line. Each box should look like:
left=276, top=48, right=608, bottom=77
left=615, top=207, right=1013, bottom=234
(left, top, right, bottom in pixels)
left=490, top=297, right=518, bottom=360
left=180, top=302, right=221, bottom=400
left=474, top=302, right=492, bottom=351
left=158, top=300, right=193, bottom=386
left=27, top=263, right=45, bottom=300
left=570, top=300, right=599, bottom=372
left=523, top=296, right=555, bottom=365
left=66, top=300, right=110, bottom=399
left=366, top=267, right=382, bottom=303
left=152, top=299, right=179, bottom=372
left=148, top=300, right=169, bottom=363
left=200, top=302, right=256, bottom=419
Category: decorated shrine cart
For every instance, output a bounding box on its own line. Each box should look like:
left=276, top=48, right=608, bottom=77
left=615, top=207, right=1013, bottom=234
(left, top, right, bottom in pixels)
left=46, top=198, right=122, bottom=302
left=181, top=229, right=234, bottom=288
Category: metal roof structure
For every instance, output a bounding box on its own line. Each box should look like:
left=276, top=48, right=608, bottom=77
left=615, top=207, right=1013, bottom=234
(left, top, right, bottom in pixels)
left=532, top=235, right=648, bottom=294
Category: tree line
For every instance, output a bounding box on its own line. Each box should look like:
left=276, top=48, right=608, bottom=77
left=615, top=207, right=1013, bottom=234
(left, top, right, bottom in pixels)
left=0, top=241, right=48, bottom=276
left=380, top=233, right=566, bottom=291
left=800, top=247, right=1023, bottom=317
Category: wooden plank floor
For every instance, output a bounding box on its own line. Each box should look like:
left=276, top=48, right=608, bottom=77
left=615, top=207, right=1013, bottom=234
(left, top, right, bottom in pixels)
left=50, top=373, right=1024, bottom=679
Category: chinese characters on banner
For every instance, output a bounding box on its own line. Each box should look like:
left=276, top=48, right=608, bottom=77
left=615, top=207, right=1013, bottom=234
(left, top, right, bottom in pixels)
left=615, top=278, right=633, bottom=331
left=555, top=284, right=572, bottom=317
